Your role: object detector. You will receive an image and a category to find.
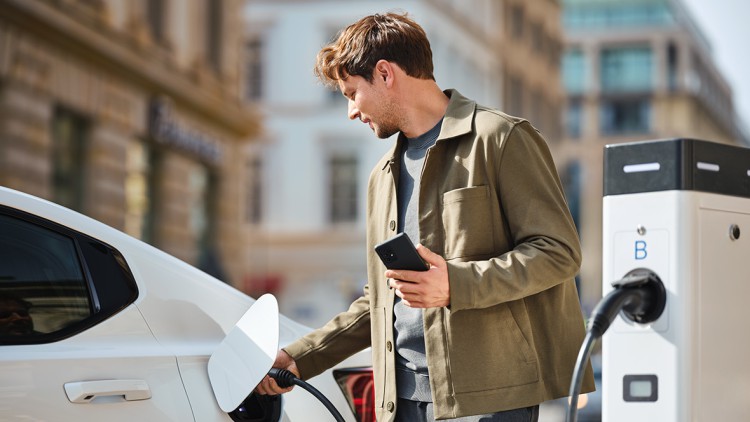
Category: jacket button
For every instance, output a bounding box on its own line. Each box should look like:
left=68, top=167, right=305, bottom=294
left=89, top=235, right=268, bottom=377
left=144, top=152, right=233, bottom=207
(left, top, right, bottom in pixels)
left=387, top=401, right=394, bottom=412
left=389, top=220, right=396, bottom=231
left=386, top=341, right=392, bottom=352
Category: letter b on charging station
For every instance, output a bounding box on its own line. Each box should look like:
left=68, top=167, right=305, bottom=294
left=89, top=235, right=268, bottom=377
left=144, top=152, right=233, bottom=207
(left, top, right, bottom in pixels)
left=635, top=240, right=648, bottom=260
left=614, top=231, right=666, bottom=270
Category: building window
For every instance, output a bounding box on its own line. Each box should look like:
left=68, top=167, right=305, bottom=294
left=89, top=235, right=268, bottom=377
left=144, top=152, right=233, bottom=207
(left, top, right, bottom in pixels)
left=530, top=22, right=543, bottom=52
left=530, top=89, right=542, bottom=129
left=510, top=5, right=525, bottom=39
left=563, top=49, right=586, bottom=94
left=189, top=165, right=226, bottom=281
left=147, top=0, right=166, bottom=44
left=126, top=143, right=161, bottom=245
left=560, top=160, right=582, bottom=233
left=566, top=100, right=583, bottom=139
left=600, top=46, right=652, bottom=93
left=564, top=3, right=674, bottom=30
left=144, top=147, right=163, bottom=244
left=206, top=0, right=223, bottom=73
left=189, top=165, right=211, bottom=249
left=507, top=74, right=524, bottom=117
left=244, top=37, right=264, bottom=101
left=329, top=155, right=358, bottom=224
left=245, top=156, right=263, bottom=224
left=600, top=98, right=651, bottom=135
left=667, top=42, right=678, bottom=92
left=125, top=141, right=153, bottom=240
left=51, top=108, right=88, bottom=212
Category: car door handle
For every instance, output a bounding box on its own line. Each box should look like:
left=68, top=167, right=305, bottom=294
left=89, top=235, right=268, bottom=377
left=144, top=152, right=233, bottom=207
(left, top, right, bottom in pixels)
left=64, top=379, right=152, bottom=403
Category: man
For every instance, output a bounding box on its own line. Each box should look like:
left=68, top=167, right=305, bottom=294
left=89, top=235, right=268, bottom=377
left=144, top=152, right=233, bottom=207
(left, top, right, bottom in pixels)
left=256, top=12, right=594, bottom=421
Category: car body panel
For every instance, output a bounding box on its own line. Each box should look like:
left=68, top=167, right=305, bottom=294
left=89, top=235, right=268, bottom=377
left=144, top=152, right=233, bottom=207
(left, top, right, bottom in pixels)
left=0, top=186, right=371, bottom=421
left=0, top=305, right=194, bottom=421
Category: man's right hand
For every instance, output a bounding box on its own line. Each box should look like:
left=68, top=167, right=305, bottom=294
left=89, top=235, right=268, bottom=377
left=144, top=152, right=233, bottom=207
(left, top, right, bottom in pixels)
left=255, top=349, right=300, bottom=395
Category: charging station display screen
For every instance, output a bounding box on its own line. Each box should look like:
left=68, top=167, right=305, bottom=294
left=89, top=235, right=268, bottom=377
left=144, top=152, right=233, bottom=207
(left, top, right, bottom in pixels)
left=629, top=380, right=652, bottom=397
left=623, top=375, right=658, bottom=402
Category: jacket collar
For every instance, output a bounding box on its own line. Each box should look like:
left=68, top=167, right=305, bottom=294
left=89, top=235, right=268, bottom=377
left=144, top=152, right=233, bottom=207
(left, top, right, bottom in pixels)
left=438, top=89, right=475, bottom=140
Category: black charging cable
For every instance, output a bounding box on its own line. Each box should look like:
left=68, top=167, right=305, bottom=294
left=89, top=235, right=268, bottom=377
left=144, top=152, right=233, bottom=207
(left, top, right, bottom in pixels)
left=268, top=368, right=345, bottom=422
left=566, top=268, right=667, bottom=422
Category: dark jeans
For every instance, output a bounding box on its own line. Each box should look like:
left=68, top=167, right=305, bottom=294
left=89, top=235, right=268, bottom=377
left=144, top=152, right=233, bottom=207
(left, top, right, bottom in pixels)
left=395, top=398, right=540, bottom=422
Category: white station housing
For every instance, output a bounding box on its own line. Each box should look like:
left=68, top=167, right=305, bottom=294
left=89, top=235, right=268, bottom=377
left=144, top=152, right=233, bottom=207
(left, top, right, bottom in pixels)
left=602, top=138, right=750, bottom=421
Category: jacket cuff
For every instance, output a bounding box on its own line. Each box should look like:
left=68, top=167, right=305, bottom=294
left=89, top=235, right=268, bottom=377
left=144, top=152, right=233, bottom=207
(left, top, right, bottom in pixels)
left=281, top=340, right=316, bottom=380
left=446, top=260, right=475, bottom=312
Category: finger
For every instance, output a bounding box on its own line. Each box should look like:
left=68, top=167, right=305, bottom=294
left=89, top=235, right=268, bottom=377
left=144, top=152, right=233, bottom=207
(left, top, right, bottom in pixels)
left=405, top=300, right=424, bottom=308
left=401, top=296, right=427, bottom=308
left=256, top=375, right=292, bottom=395
left=391, top=279, right=419, bottom=294
left=415, top=244, right=442, bottom=267
left=393, top=286, right=405, bottom=300
left=255, top=376, right=273, bottom=395
left=385, top=269, right=418, bottom=282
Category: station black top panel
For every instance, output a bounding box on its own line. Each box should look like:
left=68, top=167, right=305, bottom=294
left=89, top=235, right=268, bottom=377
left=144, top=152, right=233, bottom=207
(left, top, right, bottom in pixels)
left=604, top=138, right=750, bottom=198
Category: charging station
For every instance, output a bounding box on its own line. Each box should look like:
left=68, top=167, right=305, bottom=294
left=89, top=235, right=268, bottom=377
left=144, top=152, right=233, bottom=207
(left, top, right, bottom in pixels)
left=601, top=138, right=750, bottom=421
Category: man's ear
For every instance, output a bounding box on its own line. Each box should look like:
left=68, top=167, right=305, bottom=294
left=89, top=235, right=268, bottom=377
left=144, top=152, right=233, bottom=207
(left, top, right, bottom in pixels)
left=374, top=60, right=394, bottom=87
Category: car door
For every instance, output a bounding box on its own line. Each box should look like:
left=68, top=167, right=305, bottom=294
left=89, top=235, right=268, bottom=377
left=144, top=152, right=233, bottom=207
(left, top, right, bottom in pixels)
left=0, top=207, right=194, bottom=421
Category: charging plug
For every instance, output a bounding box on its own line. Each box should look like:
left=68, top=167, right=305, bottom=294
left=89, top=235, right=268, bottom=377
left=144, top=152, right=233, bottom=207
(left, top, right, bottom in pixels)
left=587, top=268, right=666, bottom=339
left=613, top=268, right=667, bottom=325
left=267, top=368, right=296, bottom=389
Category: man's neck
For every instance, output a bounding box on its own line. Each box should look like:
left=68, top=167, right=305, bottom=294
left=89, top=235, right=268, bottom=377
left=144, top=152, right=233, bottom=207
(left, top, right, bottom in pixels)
left=398, top=81, right=449, bottom=139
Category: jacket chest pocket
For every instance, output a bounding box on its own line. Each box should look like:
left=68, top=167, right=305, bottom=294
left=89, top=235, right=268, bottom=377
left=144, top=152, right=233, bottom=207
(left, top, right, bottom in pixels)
left=441, top=185, right=495, bottom=259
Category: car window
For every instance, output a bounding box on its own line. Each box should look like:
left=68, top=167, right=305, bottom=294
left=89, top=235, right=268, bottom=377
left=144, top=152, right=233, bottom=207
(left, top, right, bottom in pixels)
left=0, top=208, right=138, bottom=345
left=0, top=214, right=92, bottom=339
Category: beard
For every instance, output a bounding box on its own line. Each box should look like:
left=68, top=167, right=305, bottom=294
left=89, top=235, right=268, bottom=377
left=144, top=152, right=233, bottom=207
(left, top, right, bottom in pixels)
left=373, top=122, right=399, bottom=139
left=371, top=96, right=403, bottom=139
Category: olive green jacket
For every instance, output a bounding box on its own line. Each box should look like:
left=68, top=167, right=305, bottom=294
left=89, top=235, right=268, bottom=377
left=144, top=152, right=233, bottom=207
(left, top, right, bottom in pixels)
left=284, top=90, right=594, bottom=420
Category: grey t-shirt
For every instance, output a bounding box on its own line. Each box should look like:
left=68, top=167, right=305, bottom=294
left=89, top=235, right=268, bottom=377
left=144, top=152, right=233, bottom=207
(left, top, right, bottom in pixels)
left=394, top=118, right=442, bottom=402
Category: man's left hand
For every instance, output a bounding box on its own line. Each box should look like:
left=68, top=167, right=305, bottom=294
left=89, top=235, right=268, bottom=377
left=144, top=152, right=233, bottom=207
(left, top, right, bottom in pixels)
left=385, top=244, right=450, bottom=308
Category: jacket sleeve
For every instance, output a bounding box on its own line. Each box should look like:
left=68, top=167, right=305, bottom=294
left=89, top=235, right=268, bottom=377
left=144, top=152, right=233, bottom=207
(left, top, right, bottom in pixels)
left=446, top=121, right=582, bottom=311
left=282, top=285, right=372, bottom=380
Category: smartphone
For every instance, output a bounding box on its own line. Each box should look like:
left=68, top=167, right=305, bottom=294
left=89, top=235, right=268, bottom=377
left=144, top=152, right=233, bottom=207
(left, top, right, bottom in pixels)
left=374, top=232, right=429, bottom=271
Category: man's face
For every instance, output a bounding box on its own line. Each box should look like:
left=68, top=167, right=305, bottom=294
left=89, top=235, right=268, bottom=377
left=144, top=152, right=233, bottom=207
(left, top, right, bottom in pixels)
left=0, top=299, right=34, bottom=336
left=338, top=74, right=402, bottom=139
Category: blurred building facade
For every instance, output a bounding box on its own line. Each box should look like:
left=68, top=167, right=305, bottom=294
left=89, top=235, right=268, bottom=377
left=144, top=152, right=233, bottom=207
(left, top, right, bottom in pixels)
left=0, top=0, right=260, bottom=285
left=558, top=0, right=750, bottom=308
left=243, top=0, right=565, bottom=326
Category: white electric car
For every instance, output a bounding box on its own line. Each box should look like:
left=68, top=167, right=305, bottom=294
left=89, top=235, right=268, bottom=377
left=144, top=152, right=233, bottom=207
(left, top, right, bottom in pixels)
left=0, top=186, right=374, bottom=422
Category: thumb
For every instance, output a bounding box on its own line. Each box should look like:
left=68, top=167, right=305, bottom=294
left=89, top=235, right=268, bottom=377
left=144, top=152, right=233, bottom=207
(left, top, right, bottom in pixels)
left=415, top=244, right=443, bottom=267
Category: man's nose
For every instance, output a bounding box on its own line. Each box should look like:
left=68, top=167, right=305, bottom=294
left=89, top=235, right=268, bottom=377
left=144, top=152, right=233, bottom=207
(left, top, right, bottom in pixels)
left=347, top=99, right=359, bottom=121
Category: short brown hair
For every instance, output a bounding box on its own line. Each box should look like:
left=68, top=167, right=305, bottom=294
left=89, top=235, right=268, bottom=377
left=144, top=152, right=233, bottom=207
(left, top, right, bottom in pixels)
left=314, top=12, right=435, bottom=88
